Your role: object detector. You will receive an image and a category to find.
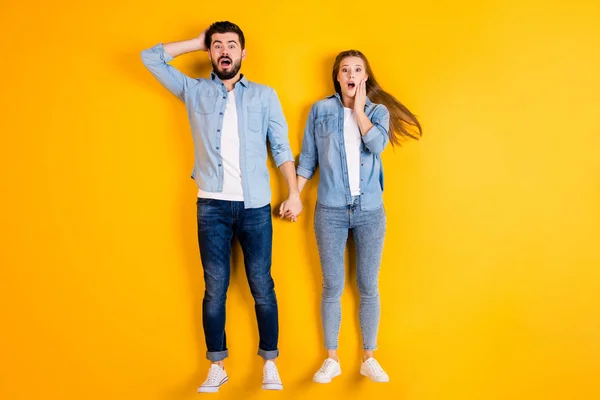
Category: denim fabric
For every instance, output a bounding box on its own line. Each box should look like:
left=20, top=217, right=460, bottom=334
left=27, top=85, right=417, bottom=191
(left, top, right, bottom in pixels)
left=142, top=43, right=294, bottom=208
left=196, top=198, right=279, bottom=361
left=314, top=196, right=386, bottom=350
left=297, top=93, right=389, bottom=211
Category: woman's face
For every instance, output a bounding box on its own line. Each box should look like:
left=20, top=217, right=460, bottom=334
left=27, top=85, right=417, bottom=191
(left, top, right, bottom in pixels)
left=337, top=56, right=368, bottom=100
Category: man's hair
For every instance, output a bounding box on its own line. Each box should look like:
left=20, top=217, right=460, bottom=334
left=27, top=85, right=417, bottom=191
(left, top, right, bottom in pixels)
left=204, top=21, right=245, bottom=50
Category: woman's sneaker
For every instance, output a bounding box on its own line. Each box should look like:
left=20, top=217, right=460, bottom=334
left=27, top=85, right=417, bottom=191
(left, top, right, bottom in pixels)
left=313, top=358, right=342, bottom=383
left=360, top=358, right=389, bottom=382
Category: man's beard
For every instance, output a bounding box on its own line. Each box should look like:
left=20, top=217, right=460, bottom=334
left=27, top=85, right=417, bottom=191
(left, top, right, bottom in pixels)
left=212, top=57, right=242, bottom=80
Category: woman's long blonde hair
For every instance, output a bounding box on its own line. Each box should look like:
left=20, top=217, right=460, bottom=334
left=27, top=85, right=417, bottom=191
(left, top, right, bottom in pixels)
left=333, top=50, right=422, bottom=146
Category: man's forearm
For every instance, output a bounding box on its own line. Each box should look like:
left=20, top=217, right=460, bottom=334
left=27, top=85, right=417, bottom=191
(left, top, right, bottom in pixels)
left=279, top=161, right=300, bottom=196
left=163, top=38, right=205, bottom=58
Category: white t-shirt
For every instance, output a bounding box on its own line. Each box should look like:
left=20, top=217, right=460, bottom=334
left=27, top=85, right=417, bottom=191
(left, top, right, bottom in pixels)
left=343, top=107, right=362, bottom=196
left=198, top=89, right=244, bottom=201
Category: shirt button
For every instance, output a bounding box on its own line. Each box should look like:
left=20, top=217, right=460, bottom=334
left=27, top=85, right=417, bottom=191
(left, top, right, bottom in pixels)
left=218, top=164, right=222, bottom=167
left=217, top=129, right=221, bottom=132
left=223, top=96, right=226, bottom=99
left=219, top=112, right=223, bottom=115
left=216, top=147, right=220, bottom=150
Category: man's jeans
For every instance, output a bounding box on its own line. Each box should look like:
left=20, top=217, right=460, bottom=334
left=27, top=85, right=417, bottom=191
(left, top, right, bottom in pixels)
left=196, top=198, right=279, bottom=361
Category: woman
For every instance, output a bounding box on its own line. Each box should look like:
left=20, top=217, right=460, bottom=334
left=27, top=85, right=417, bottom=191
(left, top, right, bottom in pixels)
left=290, top=50, right=421, bottom=383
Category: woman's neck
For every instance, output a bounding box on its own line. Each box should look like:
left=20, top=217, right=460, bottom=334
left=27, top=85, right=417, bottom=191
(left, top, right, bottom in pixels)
left=341, top=94, right=354, bottom=109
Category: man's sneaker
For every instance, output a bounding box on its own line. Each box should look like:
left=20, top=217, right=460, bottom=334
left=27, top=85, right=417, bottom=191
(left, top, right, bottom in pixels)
left=360, top=357, right=389, bottom=382
left=262, top=360, right=283, bottom=390
left=313, top=358, right=342, bottom=383
left=197, top=364, right=228, bottom=393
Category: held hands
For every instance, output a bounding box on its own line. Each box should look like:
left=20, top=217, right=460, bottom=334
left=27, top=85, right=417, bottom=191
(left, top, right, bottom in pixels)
left=279, top=194, right=303, bottom=223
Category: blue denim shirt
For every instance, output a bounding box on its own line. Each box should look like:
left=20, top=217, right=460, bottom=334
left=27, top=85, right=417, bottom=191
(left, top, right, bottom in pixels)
left=297, top=93, right=390, bottom=211
left=141, top=43, right=294, bottom=209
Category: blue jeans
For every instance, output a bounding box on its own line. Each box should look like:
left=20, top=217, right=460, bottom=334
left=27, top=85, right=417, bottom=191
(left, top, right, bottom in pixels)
left=196, top=198, right=279, bottom=362
left=314, top=197, right=386, bottom=351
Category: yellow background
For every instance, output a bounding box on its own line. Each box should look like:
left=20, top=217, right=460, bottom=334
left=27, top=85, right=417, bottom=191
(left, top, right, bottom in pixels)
left=1, top=0, right=600, bottom=399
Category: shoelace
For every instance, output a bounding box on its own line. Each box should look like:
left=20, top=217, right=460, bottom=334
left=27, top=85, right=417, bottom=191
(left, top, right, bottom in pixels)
left=318, top=359, right=337, bottom=375
left=264, top=363, right=280, bottom=381
left=366, top=359, right=384, bottom=375
left=206, top=366, right=222, bottom=383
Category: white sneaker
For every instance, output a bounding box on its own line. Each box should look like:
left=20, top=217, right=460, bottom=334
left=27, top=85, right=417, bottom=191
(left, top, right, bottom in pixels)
left=197, top=364, right=228, bottom=393
left=262, top=360, right=283, bottom=390
left=360, top=358, right=389, bottom=382
left=313, top=358, right=342, bottom=383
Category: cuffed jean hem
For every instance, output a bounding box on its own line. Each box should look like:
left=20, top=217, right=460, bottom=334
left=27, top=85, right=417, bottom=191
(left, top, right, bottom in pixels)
left=258, top=348, right=279, bottom=360
left=363, top=345, right=378, bottom=351
left=206, top=350, right=228, bottom=362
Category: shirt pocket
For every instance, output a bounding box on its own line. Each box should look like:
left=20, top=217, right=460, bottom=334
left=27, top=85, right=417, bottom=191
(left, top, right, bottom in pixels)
left=247, top=106, right=264, bottom=132
left=315, top=114, right=336, bottom=138
left=194, top=91, right=218, bottom=114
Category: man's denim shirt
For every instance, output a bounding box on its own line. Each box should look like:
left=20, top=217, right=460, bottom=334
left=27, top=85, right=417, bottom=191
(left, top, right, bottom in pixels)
left=141, top=43, right=294, bottom=209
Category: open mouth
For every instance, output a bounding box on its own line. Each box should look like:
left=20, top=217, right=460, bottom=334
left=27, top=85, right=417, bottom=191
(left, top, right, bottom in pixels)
left=348, top=82, right=356, bottom=89
left=219, top=58, right=232, bottom=67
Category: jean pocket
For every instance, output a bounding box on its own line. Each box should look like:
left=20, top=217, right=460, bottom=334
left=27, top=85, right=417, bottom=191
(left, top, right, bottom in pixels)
left=196, top=197, right=214, bottom=205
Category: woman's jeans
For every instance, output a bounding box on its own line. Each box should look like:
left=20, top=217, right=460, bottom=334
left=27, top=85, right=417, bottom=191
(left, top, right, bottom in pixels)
left=314, top=197, right=386, bottom=351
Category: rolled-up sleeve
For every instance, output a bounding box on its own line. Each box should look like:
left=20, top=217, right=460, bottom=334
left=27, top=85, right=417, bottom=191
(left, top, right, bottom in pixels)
left=266, top=88, right=294, bottom=167
left=297, top=104, right=318, bottom=179
left=140, top=43, right=197, bottom=101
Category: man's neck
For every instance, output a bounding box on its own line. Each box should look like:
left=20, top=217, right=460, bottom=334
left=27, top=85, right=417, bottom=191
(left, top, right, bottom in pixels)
left=222, top=73, right=242, bottom=92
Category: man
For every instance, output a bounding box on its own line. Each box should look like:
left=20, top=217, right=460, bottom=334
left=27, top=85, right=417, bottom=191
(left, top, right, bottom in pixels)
left=141, top=21, right=302, bottom=393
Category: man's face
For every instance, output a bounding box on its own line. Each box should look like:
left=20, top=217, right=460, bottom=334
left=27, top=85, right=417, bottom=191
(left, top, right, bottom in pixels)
left=207, top=32, right=246, bottom=80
